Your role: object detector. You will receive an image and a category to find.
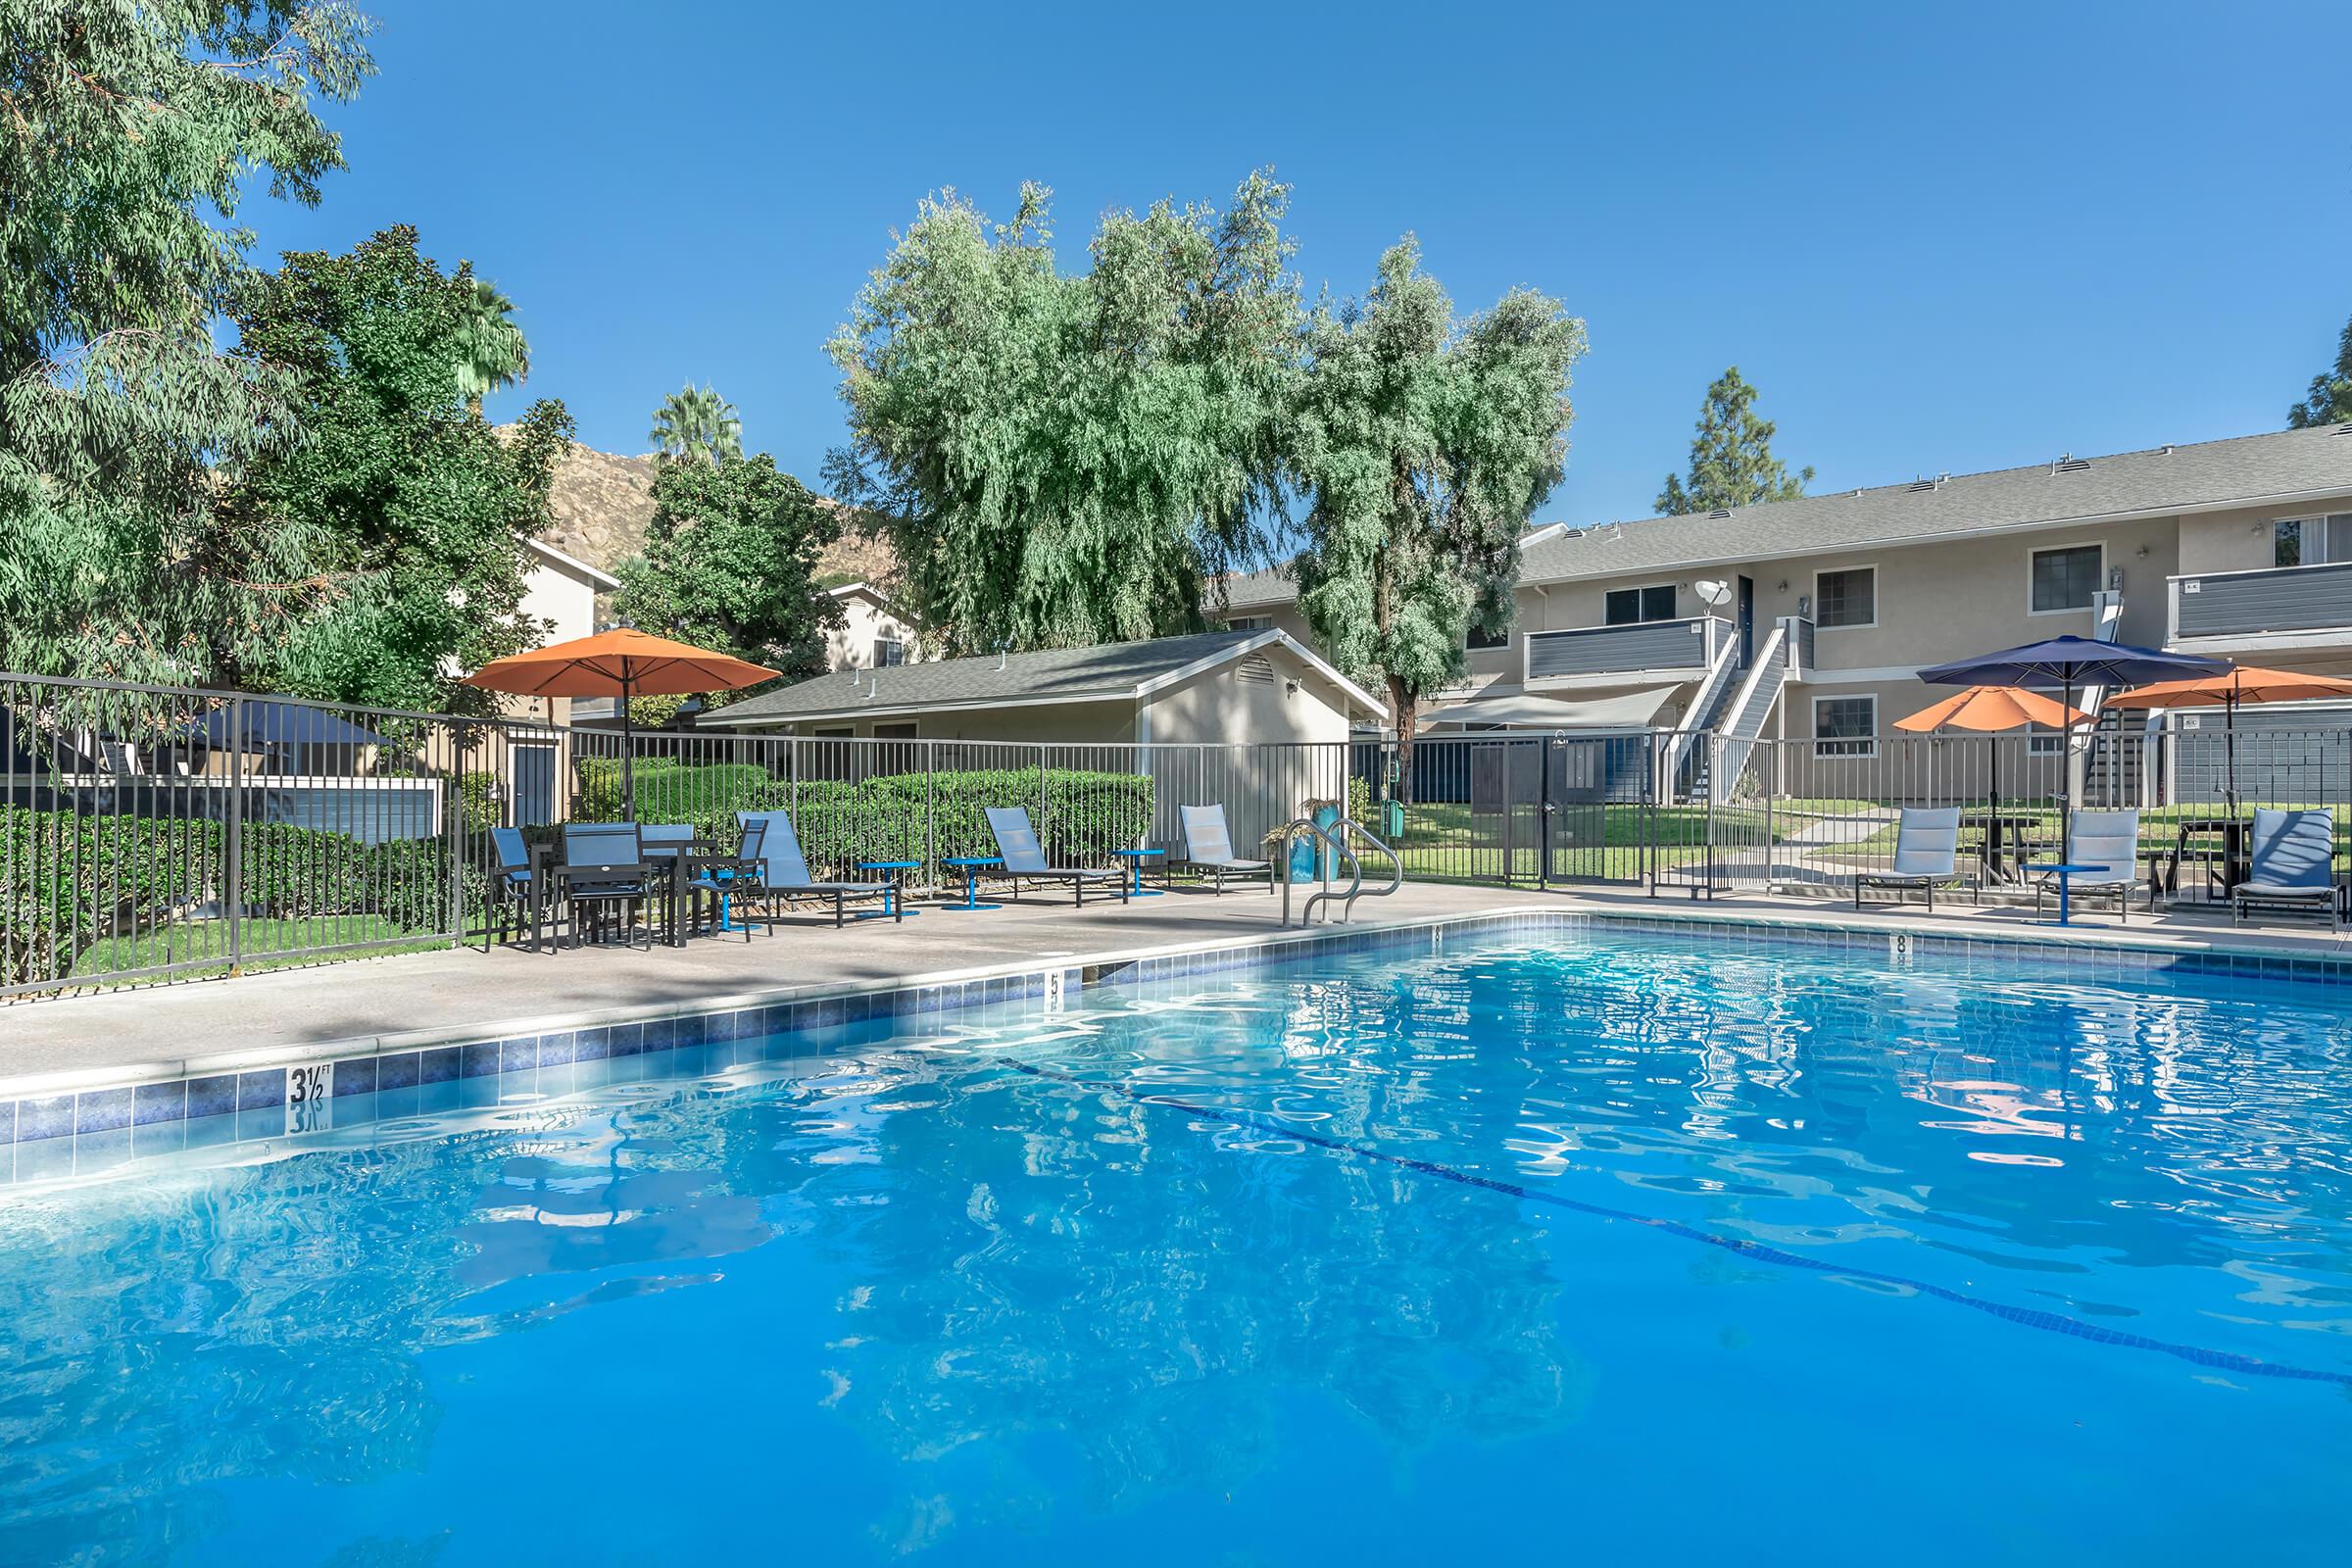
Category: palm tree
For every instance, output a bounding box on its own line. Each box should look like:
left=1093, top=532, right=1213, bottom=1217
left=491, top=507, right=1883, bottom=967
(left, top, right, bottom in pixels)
left=454, top=275, right=528, bottom=416
left=647, top=383, right=744, bottom=466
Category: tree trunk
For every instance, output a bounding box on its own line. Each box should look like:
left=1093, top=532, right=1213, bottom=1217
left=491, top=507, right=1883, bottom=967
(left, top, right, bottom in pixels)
left=1390, top=674, right=1419, bottom=807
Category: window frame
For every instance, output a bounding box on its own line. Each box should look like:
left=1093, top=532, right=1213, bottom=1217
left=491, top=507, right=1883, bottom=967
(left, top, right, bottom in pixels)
left=873, top=636, right=906, bottom=667
left=1601, top=583, right=1679, bottom=626
left=2027, top=541, right=2106, bottom=616
left=2274, top=513, right=2352, bottom=568
left=1466, top=618, right=1513, bottom=651
left=1809, top=692, right=1879, bottom=759
left=1811, top=564, right=1879, bottom=631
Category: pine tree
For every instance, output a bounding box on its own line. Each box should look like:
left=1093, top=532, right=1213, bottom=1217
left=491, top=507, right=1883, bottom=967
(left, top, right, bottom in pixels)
left=1656, top=367, right=1813, bottom=515
left=2287, top=314, right=2352, bottom=429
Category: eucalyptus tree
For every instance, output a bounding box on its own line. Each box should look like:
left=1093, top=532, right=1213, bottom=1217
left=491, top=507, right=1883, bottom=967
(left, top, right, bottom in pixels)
left=0, top=1, right=375, bottom=686
left=1655, top=367, right=1812, bottom=515
left=647, top=384, right=744, bottom=466
left=1292, top=238, right=1584, bottom=798
left=453, top=275, right=529, bottom=416
left=825, top=172, right=1302, bottom=653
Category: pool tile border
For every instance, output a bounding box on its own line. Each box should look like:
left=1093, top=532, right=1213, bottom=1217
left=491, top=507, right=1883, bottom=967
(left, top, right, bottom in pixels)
left=3, top=906, right=2348, bottom=1177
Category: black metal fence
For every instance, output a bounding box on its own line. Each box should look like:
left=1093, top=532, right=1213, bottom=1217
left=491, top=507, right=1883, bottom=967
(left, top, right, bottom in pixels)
left=7, top=668, right=2349, bottom=1001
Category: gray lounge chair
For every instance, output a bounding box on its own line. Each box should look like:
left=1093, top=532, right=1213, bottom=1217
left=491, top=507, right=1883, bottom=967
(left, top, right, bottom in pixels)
left=1854, top=807, right=1965, bottom=910
left=985, top=807, right=1127, bottom=906
left=1177, top=804, right=1274, bottom=894
left=2035, top=809, right=2141, bottom=923
left=2233, top=808, right=2341, bottom=927
left=735, top=808, right=897, bottom=926
left=559, top=821, right=654, bottom=950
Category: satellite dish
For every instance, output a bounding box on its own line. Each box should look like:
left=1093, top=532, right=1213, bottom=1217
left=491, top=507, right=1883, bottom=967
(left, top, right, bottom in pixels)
left=1692, top=579, right=1733, bottom=608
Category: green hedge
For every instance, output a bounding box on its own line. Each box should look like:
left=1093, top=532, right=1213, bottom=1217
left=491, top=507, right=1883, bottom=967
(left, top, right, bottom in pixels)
left=573, top=760, right=1153, bottom=880
left=0, top=807, right=470, bottom=989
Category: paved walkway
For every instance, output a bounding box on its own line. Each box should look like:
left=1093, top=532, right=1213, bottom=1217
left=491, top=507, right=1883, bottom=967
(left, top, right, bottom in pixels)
left=1, top=880, right=2342, bottom=1096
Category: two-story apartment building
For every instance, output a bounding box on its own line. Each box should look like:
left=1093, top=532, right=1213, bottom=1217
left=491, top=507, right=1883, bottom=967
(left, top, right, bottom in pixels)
left=1219, top=426, right=2352, bottom=762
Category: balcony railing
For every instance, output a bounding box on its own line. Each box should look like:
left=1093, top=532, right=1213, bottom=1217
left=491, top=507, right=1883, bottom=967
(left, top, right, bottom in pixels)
left=2170, top=561, right=2352, bottom=643
left=1777, top=614, right=1814, bottom=680
left=1523, top=615, right=1730, bottom=686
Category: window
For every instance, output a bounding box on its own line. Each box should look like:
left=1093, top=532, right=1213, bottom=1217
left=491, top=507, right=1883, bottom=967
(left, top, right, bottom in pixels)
left=1811, top=694, right=1878, bottom=758
left=1467, top=619, right=1512, bottom=650
left=2030, top=544, right=2103, bottom=612
left=873, top=637, right=906, bottom=667
left=872, top=721, right=918, bottom=739
left=1602, top=584, right=1677, bottom=625
left=2275, top=514, right=2352, bottom=567
left=2026, top=728, right=2066, bottom=757
left=1226, top=614, right=1274, bottom=631
left=1815, top=566, right=1876, bottom=629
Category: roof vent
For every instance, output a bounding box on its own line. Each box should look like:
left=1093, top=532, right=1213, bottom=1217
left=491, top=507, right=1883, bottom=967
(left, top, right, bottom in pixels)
left=2052, top=455, right=2090, bottom=473
left=1707, top=507, right=1733, bottom=519
left=2334, top=423, right=2352, bottom=437
left=1851, top=488, right=1863, bottom=498
left=1237, top=655, right=1277, bottom=685
left=1906, top=478, right=1936, bottom=492
left=2159, top=444, right=2177, bottom=454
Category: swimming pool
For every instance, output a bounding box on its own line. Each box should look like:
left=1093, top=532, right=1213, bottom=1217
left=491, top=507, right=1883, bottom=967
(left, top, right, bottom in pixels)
left=2, top=923, right=2347, bottom=1562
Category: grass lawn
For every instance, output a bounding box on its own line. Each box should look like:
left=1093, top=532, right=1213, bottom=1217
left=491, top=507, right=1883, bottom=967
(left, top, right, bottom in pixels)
left=70, top=916, right=450, bottom=984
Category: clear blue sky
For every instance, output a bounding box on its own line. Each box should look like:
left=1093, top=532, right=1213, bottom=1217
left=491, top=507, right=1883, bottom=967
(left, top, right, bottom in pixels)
left=246, top=0, right=2352, bottom=530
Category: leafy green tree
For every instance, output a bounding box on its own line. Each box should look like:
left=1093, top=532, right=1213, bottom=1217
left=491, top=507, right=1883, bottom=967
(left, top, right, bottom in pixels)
left=2287, top=314, right=2352, bottom=428
left=825, top=172, right=1301, bottom=653
left=220, top=226, right=573, bottom=711
left=648, top=383, right=744, bottom=466
left=453, top=275, right=528, bottom=416
left=1293, top=238, right=1585, bottom=798
left=0, top=1, right=375, bottom=686
left=612, top=453, right=846, bottom=698
left=1655, top=367, right=1812, bottom=515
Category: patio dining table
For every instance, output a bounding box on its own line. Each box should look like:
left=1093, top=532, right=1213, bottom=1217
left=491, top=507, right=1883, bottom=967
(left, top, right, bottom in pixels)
left=2152, top=816, right=2248, bottom=904
left=526, top=836, right=757, bottom=949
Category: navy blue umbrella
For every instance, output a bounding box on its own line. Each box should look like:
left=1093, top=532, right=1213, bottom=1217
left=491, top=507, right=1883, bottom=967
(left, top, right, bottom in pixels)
left=1917, top=636, right=2229, bottom=858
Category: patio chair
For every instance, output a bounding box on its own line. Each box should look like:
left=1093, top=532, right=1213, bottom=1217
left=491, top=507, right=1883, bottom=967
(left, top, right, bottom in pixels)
left=985, top=807, right=1127, bottom=907
left=734, top=808, right=897, bottom=926
left=639, top=822, right=700, bottom=941
left=484, top=825, right=548, bottom=951
left=2035, top=809, right=2142, bottom=923
left=1176, top=804, right=1274, bottom=894
left=559, top=821, right=655, bottom=950
left=2233, top=808, right=2342, bottom=927
left=1853, top=807, right=1966, bottom=911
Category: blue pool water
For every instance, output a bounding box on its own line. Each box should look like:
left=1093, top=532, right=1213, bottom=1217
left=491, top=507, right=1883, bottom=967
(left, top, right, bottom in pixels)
left=2, top=930, right=2349, bottom=1563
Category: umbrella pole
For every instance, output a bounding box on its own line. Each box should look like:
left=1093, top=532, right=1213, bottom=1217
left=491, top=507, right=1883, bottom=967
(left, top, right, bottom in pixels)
left=620, top=665, right=636, bottom=822
left=2060, top=675, right=2075, bottom=862
left=2225, top=691, right=2238, bottom=815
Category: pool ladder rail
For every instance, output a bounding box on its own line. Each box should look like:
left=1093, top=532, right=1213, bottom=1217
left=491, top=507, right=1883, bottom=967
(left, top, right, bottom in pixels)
left=1279, top=814, right=1405, bottom=927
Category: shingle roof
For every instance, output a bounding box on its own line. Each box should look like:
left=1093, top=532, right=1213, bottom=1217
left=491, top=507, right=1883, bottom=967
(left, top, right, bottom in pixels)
left=723, top=628, right=1385, bottom=723
left=1521, top=425, right=2352, bottom=581
left=1217, top=425, right=2352, bottom=607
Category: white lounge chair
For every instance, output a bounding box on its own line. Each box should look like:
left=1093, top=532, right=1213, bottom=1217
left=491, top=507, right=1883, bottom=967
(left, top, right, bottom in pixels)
left=1177, top=804, right=1274, bottom=894
left=1854, top=807, right=1965, bottom=910
left=984, top=807, right=1127, bottom=906
left=2036, top=808, right=2142, bottom=923
left=2233, top=808, right=2341, bottom=927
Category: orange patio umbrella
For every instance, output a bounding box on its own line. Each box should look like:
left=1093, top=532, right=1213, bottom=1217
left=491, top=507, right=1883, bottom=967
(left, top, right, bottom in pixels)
left=1894, top=685, right=2091, bottom=834
left=2106, top=663, right=2352, bottom=808
left=463, top=628, right=780, bottom=817
left=1893, top=685, right=2091, bottom=734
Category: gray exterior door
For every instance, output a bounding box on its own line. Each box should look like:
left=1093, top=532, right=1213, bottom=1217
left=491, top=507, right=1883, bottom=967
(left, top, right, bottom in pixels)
left=1738, top=576, right=1755, bottom=666
left=512, top=744, right=558, bottom=827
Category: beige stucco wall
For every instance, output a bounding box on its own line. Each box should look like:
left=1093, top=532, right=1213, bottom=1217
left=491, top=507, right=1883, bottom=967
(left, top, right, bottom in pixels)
left=780, top=699, right=1137, bottom=744
left=507, top=549, right=610, bottom=728
left=1144, top=643, right=1355, bottom=747
left=824, top=589, right=925, bottom=671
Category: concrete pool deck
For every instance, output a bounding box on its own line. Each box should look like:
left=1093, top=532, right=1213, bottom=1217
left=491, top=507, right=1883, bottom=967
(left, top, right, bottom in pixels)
left=1, top=880, right=2345, bottom=1098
